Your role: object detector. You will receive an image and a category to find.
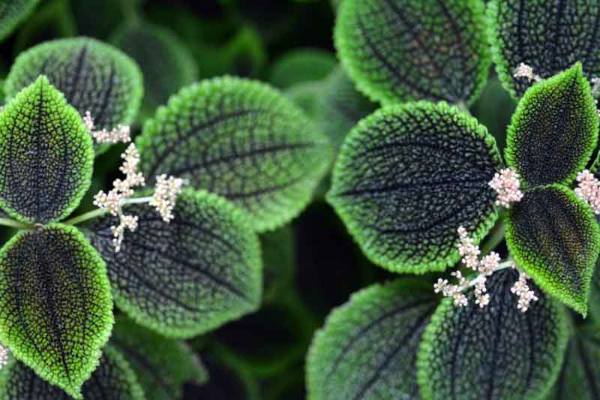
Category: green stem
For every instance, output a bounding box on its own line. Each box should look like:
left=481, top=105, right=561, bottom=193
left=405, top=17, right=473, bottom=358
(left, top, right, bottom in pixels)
left=481, top=220, right=506, bottom=255
left=64, top=196, right=153, bottom=226
left=0, top=218, right=33, bottom=230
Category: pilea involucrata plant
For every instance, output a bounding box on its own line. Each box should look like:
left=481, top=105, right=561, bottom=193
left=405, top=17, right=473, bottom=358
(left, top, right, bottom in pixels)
left=307, top=0, right=600, bottom=400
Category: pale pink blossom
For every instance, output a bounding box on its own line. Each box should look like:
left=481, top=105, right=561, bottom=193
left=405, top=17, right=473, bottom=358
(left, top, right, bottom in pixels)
left=575, top=169, right=600, bottom=214
left=489, top=168, right=523, bottom=208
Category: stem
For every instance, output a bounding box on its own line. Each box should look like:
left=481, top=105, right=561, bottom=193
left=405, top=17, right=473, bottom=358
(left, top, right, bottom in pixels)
left=464, top=258, right=514, bottom=290
left=64, top=197, right=153, bottom=226
left=0, top=218, right=33, bottom=230
left=481, top=220, right=506, bottom=255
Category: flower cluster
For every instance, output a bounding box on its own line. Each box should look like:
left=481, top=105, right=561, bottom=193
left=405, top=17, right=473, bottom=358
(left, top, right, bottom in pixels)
left=434, top=226, right=537, bottom=312
left=0, top=345, right=8, bottom=369
left=575, top=169, right=600, bottom=214
left=513, top=62, right=541, bottom=82
left=151, top=175, right=185, bottom=223
left=84, top=111, right=131, bottom=144
left=488, top=168, right=523, bottom=208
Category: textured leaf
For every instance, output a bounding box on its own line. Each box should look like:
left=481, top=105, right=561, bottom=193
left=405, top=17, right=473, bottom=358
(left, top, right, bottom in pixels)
left=505, top=63, right=598, bottom=187
left=335, top=0, right=490, bottom=105
left=111, top=316, right=207, bottom=400
left=0, top=224, right=113, bottom=398
left=307, top=280, right=436, bottom=400
left=5, top=37, right=143, bottom=134
left=269, top=48, right=336, bottom=88
left=489, top=0, right=600, bottom=98
left=86, top=190, right=262, bottom=338
left=328, top=102, right=501, bottom=273
left=417, top=268, right=569, bottom=400
left=0, top=345, right=144, bottom=400
left=545, top=326, right=600, bottom=400
left=137, top=76, right=332, bottom=232
left=506, top=185, right=600, bottom=315
left=0, top=0, right=39, bottom=42
left=112, top=21, right=197, bottom=118
left=0, top=76, right=93, bottom=224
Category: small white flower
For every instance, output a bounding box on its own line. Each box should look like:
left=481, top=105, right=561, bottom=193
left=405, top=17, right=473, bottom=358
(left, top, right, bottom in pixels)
left=489, top=168, right=523, bottom=208
left=0, top=345, right=9, bottom=369
left=575, top=169, right=600, bottom=214
left=150, top=175, right=184, bottom=222
left=84, top=111, right=131, bottom=144
left=513, top=63, right=541, bottom=82
left=511, top=272, right=538, bottom=312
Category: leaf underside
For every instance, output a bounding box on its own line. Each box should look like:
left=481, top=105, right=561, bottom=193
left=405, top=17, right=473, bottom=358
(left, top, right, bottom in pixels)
left=0, top=76, right=93, bottom=223
left=111, top=316, right=207, bottom=400
left=137, top=76, right=332, bottom=232
left=328, top=102, right=501, bottom=273
left=269, top=48, right=337, bottom=89
left=0, top=0, right=39, bottom=42
left=5, top=37, right=143, bottom=132
left=0, top=345, right=144, bottom=400
left=0, top=224, right=113, bottom=398
left=307, top=280, right=436, bottom=400
left=505, top=63, right=598, bottom=188
left=335, top=0, right=490, bottom=105
left=417, top=268, right=568, bottom=400
left=112, top=21, right=197, bottom=118
left=87, top=190, right=262, bottom=338
left=506, top=185, right=600, bottom=316
left=489, top=0, right=600, bottom=98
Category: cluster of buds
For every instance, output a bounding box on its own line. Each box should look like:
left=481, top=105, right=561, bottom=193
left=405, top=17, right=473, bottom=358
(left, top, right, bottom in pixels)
left=592, top=77, right=600, bottom=98
left=87, top=112, right=184, bottom=252
left=488, top=168, right=523, bottom=208
left=575, top=169, right=600, bottom=214
left=513, top=62, right=541, bottom=83
left=84, top=111, right=131, bottom=144
left=434, top=226, right=537, bottom=312
left=0, top=345, right=8, bottom=369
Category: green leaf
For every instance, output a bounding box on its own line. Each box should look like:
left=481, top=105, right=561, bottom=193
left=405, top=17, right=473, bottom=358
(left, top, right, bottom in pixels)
left=111, top=316, right=207, bottom=400
left=0, top=345, right=144, bottom=400
left=0, top=224, right=113, bottom=398
left=0, top=0, right=39, bottom=42
left=4, top=37, right=143, bottom=136
left=506, top=185, right=600, bottom=316
left=328, top=102, right=501, bottom=273
left=269, top=48, right=336, bottom=88
left=307, top=280, right=436, bottom=400
left=86, top=190, right=262, bottom=338
left=489, top=0, right=600, bottom=98
left=262, top=225, right=296, bottom=304
left=417, top=268, right=569, bottom=400
left=137, top=76, right=332, bottom=232
left=0, top=76, right=93, bottom=224
left=545, top=325, right=600, bottom=400
left=334, top=0, right=490, bottom=105
left=111, top=21, right=197, bottom=119
left=505, top=63, right=598, bottom=187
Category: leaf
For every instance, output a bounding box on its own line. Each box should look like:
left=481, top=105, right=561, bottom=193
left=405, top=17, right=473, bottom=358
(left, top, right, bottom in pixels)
left=0, top=76, right=93, bottom=224
left=269, top=48, right=337, bottom=88
left=334, top=0, right=490, bottom=105
left=489, top=0, right=600, bottom=98
left=328, top=102, right=501, bottom=273
left=0, top=345, right=144, bottom=400
left=0, top=224, right=113, bottom=398
left=545, top=326, right=600, bottom=400
left=506, top=185, right=600, bottom=315
left=307, top=280, right=436, bottom=400
left=505, top=63, right=598, bottom=187
left=111, top=21, right=197, bottom=119
left=0, top=0, right=39, bottom=42
left=4, top=37, right=143, bottom=135
left=137, top=76, right=332, bottom=232
left=86, top=190, right=262, bottom=338
left=417, top=268, right=569, bottom=400
left=261, top=225, right=296, bottom=304
left=111, top=316, right=207, bottom=400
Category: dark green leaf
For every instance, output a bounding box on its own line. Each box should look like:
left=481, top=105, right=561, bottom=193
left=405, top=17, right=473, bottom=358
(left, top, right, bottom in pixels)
left=5, top=37, right=143, bottom=135
left=0, top=0, right=39, bottom=42
left=489, top=0, right=600, bottom=98
left=335, top=0, right=490, bottom=105
left=137, top=76, right=332, bottom=232
left=0, top=345, right=144, bottom=400
left=262, top=225, right=296, bottom=304
left=111, top=21, right=197, bottom=119
left=505, top=63, right=598, bottom=187
left=0, top=76, right=93, bottom=223
left=328, top=102, right=501, bottom=273
left=506, top=185, right=600, bottom=315
left=0, top=224, right=113, bottom=398
left=307, top=280, right=436, bottom=400
left=417, top=268, right=569, bottom=400
left=545, top=325, right=600, bottom=400
left=112, top=316, right=207, bottom=400
left=86, top=190, right=262, bottom=338
left=269, top=48, right=336, bottom=88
